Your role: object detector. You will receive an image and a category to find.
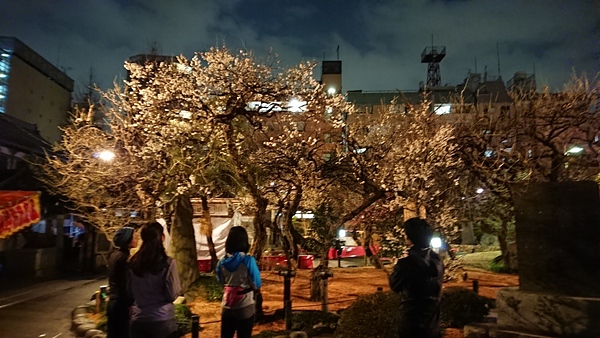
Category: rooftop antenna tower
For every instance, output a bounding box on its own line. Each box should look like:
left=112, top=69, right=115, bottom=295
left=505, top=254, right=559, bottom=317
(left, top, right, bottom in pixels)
left=421, top=34, right=446, bottom=88
left=496, top=42, right=502, bottom=79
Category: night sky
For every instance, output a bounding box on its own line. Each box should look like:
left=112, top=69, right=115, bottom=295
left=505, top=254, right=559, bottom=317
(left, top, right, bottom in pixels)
left=1, top=0, right=598, bottom=95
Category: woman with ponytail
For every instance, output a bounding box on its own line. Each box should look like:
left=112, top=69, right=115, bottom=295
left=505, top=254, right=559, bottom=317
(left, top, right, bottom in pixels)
left=128, top=222, right=181, bottom=338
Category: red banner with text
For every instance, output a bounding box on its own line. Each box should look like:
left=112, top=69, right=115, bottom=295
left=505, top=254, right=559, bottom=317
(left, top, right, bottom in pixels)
left=0, top=191, right=41, bottom=239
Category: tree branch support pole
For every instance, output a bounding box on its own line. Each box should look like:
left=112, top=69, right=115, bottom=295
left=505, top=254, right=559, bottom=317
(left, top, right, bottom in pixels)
left=278, top=269, right=296, bottom=309
left=285, top=300, right=292, bottom=330
left=319, top=269, right=334, bottom=313
left=278, top=268, right=296, bottom=329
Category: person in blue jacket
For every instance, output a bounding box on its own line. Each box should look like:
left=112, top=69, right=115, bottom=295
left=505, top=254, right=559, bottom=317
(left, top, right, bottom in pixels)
left=216, top=226, right=262, bottom=338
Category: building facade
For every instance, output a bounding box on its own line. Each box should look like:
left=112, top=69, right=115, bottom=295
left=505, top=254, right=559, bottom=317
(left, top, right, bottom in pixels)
left=0, top=37, right=73, bottom=143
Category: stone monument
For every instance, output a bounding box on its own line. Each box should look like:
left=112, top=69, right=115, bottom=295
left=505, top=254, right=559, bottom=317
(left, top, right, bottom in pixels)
left=495, top=181, right=600, bottom=337
left=466, top=181, right=600, bottom=338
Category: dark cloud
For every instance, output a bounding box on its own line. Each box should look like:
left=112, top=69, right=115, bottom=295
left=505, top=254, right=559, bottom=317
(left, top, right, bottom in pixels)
left=0, top=0, right=597, bottom=94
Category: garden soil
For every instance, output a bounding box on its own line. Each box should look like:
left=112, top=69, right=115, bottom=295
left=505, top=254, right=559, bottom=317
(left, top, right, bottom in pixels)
left=186, top=266, right=519, bottom=338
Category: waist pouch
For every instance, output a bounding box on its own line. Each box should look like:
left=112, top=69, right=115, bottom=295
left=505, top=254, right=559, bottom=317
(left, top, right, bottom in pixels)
left=223, top=286, right=249, bottom=307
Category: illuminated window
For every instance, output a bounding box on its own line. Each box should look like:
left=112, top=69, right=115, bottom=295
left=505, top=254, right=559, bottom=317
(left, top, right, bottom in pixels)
left=434, top=103, right=452, bottom=115
left=0, top=51, right=10, bottom=114
left=323, top=153, right=332, bottom=161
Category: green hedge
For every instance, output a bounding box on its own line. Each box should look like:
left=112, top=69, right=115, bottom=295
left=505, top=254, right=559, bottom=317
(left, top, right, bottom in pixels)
left=440, top=287, right=490, bottom=328
left=335, top=287, right=491, bottom=337
left=335, top=291, right=401, bottom=338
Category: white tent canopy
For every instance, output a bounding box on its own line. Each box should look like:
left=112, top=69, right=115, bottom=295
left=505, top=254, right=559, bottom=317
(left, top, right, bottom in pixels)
left=158, top=211, right=243, bottom=260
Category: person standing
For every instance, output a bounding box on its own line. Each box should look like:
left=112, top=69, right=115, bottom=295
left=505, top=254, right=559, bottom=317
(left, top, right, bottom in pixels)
left=389, top=217, right=444, bottom=338
left=216, top=226, right=262, bottom=338
left=107, top=226, right=136, bottom=338
left=128, top=222, right=181, bottom=338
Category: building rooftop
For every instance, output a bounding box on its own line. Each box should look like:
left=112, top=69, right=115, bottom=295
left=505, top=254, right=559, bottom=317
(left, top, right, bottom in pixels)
left=0, top=114, right=52, bottom=156
left=346, top=87, right=457, bottom=106
left=0, top=37, right=74, bottom=92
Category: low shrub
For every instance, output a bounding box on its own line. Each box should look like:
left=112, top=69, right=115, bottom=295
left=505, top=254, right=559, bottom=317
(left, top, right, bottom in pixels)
left=252, top=330, right=292, bottom=338
left=187, top=273, right=223, bottom=301
left=335, top=291, right=401, bottom=338
left=440, top=287, right=489, bottom=328
left=291, top=310, right=340, bottom=333
left=175, top=303, right=193, bottom=335
left=335, top=287, right=491, bottom=336
left=488, top=255, right=514, bottom=273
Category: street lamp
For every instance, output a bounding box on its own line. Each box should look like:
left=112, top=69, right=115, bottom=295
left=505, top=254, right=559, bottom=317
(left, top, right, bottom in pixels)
left=430, top=237, right=442, bottom=249
left=566, top=145, right=584, bottom=155
left=286, top=98, right=306, bottom=113
left=96, top=150, right=115, bottom=162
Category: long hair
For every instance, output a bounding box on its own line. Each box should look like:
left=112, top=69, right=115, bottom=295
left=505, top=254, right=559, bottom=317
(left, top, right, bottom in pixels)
left=225, top=226, right=250, bottom=254
left=130, top=222, right=168, bottom=276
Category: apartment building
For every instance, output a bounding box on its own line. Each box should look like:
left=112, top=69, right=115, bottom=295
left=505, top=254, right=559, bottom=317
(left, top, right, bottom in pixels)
left=0, top=37, right=73, bottom=144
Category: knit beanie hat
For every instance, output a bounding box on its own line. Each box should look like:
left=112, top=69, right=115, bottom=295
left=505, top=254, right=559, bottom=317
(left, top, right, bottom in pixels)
left=113, top=227, right=134, bottom=248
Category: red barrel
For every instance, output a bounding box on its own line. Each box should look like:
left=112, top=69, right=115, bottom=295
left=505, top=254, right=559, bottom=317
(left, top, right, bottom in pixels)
left=298, top=254, right=314, bottom=269
left=197, top=259, right=211, bottom=272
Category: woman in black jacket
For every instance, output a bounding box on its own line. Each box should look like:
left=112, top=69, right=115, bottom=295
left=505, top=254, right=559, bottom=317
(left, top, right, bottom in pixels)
left=389, top=218, right=444, bottom=338
left=107, top=226, right=137, bottom=338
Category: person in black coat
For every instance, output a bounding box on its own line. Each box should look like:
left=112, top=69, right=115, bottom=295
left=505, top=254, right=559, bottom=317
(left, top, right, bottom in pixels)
left=389, top=218, right=444, bottom=338
left=107, top=226, right=137, bottom=338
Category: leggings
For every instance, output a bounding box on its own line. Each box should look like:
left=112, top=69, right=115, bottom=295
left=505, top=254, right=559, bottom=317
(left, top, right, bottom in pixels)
left=221, top=311, right=254, bottom=338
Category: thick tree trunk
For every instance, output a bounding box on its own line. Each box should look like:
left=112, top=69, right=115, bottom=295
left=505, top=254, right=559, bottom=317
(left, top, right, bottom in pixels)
left=498, top=219, right=512, bottom=271
left=309, top=190, right=386, bottom=300
left=169, top=194, right=199, bottom=293
left=200, top=196, right=218, bottom=271
left=549, top=152, right=563, bottom=182
left=461, top=222, right=477, bottom=245
left=249, top=198, right=268, bottom=262
left=364, top=225, right=383, bottom=269
left=278, top=191, right=303, bottom=270
left=310, top=265, right=330, bottom=301
left=280, top=226, right=298, bottom=270
left=221, top=123, right=268, bottom=262
left=284, top=191, right=303, bottom=268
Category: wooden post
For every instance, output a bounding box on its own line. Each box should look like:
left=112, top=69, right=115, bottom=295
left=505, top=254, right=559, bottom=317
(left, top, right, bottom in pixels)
left=191, top=315, right=200, bottom=338
left=285, top=300, right=292, bottom=330
left=321, top=278, right=328, bottom=313
left=318, top=269, right=333, bottom=312
left=94, top=291, right=100, bottom=313
left=472, top=279, right=479, bottom=294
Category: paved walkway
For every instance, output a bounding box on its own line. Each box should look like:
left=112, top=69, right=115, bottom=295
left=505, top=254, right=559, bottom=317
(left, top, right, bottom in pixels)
left=0, top=274, right=106, bottom=309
